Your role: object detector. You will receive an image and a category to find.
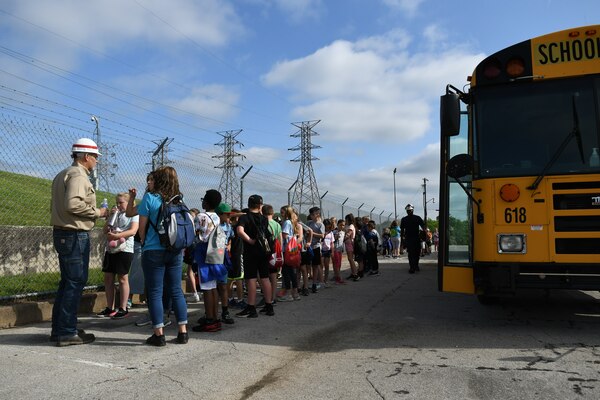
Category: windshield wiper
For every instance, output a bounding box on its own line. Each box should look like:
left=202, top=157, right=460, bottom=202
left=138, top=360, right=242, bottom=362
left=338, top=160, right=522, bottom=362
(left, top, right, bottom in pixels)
left=527, top=95, right=585, bottom=191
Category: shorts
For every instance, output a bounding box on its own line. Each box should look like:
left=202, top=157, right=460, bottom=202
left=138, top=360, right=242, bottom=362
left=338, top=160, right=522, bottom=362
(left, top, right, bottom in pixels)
left=301, top=251, right=312, bottom=266
left=321, top=249, right=332, bottom=258
left=311, top=247, right=322, bottom=266
left=243, top=249, right=269, bottom=280
left=344, top=241, right=354, bottom=254
left=199, top=279, right=217, bottom=291
left=102, top=251, right=133, bottom=275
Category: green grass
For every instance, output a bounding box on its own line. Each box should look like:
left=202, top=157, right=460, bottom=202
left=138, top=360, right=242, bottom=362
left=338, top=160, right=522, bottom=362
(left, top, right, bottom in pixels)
left=0, top=170, right=114, bottom=226
left=0, top=268, right=104, bottom=299
left=0, top=170, right=116, bottom=300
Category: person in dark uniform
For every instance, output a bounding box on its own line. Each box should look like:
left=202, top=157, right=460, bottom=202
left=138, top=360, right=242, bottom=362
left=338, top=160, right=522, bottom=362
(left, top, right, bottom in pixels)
left=400, top=204, right=426, bottom=274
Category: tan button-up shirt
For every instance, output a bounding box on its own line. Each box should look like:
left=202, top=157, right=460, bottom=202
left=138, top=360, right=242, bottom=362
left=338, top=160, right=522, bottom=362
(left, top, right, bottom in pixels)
left=51, top=162, right=101, bottom=231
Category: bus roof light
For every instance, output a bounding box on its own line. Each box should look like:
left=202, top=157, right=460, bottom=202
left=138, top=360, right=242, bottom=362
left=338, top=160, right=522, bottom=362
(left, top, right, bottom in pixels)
left=568, top=31, right=580, bottom=38
left=483, top=58, right=502, bottom=80
left=506, top=57, right=525, bottom=78
left=585, top=29, right=597, bottom=36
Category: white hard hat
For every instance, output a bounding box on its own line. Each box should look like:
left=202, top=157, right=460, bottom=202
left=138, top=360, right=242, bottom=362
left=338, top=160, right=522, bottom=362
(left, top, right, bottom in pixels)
left=72, top=138, right=101, bottom=155
left=405, top=204, right=414, bottom=211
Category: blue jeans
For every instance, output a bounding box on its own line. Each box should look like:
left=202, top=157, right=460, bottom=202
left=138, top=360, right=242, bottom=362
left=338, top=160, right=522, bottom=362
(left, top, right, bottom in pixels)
left=142, top=250, right=187, bottom=329
left=51, top=229, right=90, bottom=338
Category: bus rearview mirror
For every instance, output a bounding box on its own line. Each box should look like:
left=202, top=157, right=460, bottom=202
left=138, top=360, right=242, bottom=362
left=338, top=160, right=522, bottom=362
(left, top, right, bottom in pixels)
left=440, top=93, right=460, bottom=137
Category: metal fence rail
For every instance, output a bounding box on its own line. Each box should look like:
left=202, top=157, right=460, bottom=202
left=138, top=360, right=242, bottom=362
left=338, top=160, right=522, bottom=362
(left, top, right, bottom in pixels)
left=0, top=114, right=393, bottom=301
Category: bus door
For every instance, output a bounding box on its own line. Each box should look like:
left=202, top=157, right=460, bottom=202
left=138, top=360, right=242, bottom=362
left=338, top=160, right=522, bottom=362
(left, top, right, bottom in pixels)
left=439, top=93, right=475, bottom=293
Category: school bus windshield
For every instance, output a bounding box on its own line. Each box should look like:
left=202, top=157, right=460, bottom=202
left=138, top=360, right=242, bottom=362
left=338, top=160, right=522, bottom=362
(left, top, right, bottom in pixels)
left=474, top=75, right=600, bottom=178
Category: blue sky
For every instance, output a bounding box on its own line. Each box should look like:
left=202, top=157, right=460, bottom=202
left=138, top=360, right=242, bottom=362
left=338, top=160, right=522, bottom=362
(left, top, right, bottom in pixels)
left=1, top=0, right=598, bottom=219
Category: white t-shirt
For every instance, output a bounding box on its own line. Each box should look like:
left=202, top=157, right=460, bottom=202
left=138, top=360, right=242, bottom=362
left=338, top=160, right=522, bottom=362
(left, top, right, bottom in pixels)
left=114, top=212, right=139, bottom=253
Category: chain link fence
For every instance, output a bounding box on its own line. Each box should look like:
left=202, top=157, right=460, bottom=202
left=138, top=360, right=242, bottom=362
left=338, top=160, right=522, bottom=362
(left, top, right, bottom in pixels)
left=0, top=113, right=393, bottom=302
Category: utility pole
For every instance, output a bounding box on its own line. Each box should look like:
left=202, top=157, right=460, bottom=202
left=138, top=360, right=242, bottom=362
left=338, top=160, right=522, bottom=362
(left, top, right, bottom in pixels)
left=213, top=129, right=245, bottom=206
left=289, top=120, right=321, bottom=215
left=90, top=116, right=100, bottom=190
left=422, top=177, right=429, bottom=224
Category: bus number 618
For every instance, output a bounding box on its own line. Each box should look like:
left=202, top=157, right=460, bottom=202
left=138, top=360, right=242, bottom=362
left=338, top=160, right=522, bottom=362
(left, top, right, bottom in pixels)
left=504, top=207, right=527, bottom=223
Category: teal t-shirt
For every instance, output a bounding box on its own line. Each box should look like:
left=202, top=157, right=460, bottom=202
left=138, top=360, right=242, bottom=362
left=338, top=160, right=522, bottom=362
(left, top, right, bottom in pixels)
left=138, top=192, right=164, bottom=251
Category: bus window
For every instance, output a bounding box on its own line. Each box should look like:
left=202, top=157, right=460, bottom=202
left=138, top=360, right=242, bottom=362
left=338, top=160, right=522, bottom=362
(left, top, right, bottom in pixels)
left=446, top=113, right=472, bottom=264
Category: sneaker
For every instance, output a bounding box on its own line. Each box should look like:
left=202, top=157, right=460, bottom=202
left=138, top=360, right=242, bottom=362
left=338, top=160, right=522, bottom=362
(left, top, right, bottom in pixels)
left=368, top=270, right=380, bottom=276
left=135, top=314, right=152, bottom=327
left=111, top=308, right=129, bottom=319
left=221, top=312, right=235, bottom=325
left=236, top=306, right=258, bottom=318
left=352, top=274, right=361, bottom=282
left=127, top=299, right=133, bottom=309
left=187, top=292, right=200, bottom=303
left=176, top=332, right=189, bottom=344
left=301, top=288, right=310, bottom=296
left=146, top=334, right=166, bottom=347
left=192, top=320, right=221, bottom=332
left=292, top=294, right=301, bottom=301
left=57, top=331, right=95, bottom=347
left=277, top=294, right=293, bottom=302
left=228, top=298, right=239, bottom=308
left=265, top=305, right=274, bottom=317
left=96, top=307, right=116, bottom=318
left=236, top=300, right=248, bottom=309
left=311, top=284, right=318, bottom=294
left=163, top=316, right=172, bottom=327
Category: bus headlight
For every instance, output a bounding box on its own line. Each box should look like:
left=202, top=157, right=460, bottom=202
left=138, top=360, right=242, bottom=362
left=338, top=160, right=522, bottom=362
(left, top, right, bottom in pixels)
left=498, top=234, right=526, bottom=253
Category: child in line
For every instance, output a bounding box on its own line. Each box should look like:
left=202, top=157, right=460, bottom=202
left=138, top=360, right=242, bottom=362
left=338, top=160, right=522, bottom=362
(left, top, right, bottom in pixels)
left=332, top=219, right=346, bottom=284
left=97, top=192, right=139, bottom=319
left=321, top=219, right=334, bottom=287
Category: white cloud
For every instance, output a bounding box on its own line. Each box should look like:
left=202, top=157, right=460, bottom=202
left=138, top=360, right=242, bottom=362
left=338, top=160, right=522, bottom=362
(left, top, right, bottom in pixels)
left=170, top=84, right=241, bottom=122
left=381, top=0, right=425, bottom=16
left=273, top=0, right=325, bottom=22
left=263, top=29, right=483, bottom=144
left=243, top=146, right=282, bottom=165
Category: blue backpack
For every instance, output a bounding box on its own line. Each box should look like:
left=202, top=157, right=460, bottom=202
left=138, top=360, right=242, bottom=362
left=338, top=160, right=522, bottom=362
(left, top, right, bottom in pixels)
left=150, top=194, right=195, bottom=252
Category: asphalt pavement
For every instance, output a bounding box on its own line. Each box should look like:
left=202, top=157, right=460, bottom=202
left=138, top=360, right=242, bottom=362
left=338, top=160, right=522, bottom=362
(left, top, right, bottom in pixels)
left=1, top=254, right=599, bottom=400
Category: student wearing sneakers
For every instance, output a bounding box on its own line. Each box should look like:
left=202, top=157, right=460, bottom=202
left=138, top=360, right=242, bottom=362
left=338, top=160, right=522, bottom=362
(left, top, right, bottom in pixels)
left=307, top=207, right=325, bottom=293
left=366, top=220, right=381, bottom=276
left=216, top=202, right=235, bottom=325
left=262, top=204, right=282, bottom=312
left=277, top=206, right=303, bottom=301
left=236, top=195, right=274, bottom=318
left=137, top=166, right=189, bottom=346
left=97, top=192, right=139, bottom=319
left=192, top=190, right=228, bottom=332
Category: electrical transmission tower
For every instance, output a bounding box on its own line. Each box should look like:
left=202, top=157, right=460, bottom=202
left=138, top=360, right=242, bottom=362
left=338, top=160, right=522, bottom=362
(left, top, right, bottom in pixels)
left=213, top=129, right=245, bottom=206
left=289, top=120, right=321, bottom=215
left=149, top=137, right=173, bottom=171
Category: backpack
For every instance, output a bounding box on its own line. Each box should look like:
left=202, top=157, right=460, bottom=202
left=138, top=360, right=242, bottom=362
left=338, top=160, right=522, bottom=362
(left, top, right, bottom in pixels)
left=354, top=231, right=367, bottom=255
left=284, top=235, right=301, bottom=268
left=149, top=194, right=195, bottom=252
left=249, top=213, right=273, bottom=257
left=228, top=231, right=244, bottom=279
left=205, top=222, right=227, bottom=264
left=269, top=238, right=284, bottom=269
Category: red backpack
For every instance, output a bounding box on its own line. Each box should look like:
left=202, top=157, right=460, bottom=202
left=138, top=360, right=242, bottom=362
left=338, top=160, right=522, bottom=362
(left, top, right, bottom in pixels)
left=284, top=235, right=301, bottom=268
left=269, top=238, right=284, bottom=269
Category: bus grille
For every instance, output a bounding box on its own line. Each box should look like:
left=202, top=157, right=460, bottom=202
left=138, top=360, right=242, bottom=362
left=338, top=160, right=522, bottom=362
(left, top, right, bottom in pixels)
left=552, top=180, right=600, bottom=255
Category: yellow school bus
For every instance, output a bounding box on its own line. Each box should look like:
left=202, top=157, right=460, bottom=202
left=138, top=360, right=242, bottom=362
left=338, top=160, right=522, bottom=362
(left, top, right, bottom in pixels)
left=439, top=25, right=600, bottom=301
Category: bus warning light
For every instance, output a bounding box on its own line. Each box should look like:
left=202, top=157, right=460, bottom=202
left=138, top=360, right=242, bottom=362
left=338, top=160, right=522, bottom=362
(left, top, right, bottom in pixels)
left=500, top=183, right=520, bottom=202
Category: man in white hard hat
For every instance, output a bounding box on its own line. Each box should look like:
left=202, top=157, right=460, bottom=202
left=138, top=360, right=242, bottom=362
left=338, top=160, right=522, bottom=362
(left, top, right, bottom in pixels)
left=400, top=204, right=426, bottom=274
left=50, top=138, right=107, bottom=346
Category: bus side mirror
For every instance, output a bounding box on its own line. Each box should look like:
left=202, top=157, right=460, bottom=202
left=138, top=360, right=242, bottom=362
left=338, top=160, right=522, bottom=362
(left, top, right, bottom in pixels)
left=447, top=154, right=473, bottom=179
left=440, top=93, right=461, bottom=137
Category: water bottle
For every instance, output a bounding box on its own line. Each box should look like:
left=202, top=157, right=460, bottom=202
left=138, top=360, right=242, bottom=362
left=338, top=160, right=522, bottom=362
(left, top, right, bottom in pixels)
left=101, top=198, right=109, bottom=209
left=107, top=207, right=119, bottom=227
left=590, top=148, right=600, bottom=167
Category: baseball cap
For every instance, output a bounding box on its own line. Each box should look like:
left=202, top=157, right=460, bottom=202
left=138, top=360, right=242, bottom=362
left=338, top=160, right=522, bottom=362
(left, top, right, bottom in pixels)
left=215, top=202, right=232, bottom=215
